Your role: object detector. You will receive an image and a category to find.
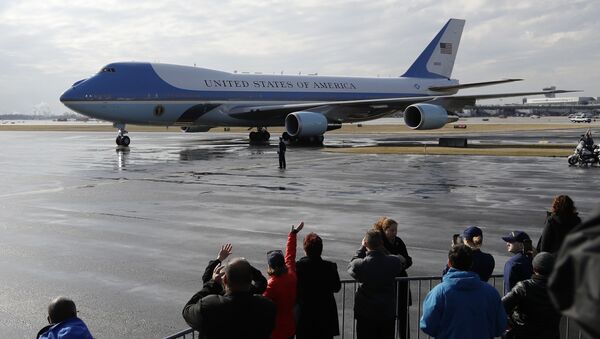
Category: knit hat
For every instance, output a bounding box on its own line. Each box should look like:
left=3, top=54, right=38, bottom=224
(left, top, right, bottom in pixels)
left=267, top=250, right=284, bottom=268
left=533, top=252, right=555, bottom=276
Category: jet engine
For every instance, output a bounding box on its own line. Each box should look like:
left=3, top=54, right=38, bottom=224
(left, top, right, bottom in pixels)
left=285, top=111, right=328, bottom=137
left=403, top=103, right=457, bottom=130
left=180, top=126, right=212, bottom=133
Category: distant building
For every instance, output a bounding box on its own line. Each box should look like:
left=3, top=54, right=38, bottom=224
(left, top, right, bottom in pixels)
left=523, top=97, right=597, bottom=105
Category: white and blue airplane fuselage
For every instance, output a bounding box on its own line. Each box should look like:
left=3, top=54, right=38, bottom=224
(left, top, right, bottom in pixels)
left=60, top=19, right=570, bottom=146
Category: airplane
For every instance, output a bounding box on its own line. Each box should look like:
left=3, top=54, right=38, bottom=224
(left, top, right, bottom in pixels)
left=60, top=18, right=574, bottom=147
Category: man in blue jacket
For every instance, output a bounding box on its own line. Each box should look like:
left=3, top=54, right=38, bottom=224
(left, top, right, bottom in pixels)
left=36, top=297, right=93, bottom=339
left=502, top=231, right=533, bottom=295
left=420, top=244, right=507, bottom=339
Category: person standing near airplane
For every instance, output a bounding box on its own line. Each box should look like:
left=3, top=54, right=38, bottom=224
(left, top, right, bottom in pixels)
left=278, top=137, right=286, bottom=169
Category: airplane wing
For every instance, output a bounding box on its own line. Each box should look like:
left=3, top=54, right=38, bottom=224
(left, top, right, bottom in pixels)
left=428, top=79, right=522, bottom=92
left=228, top=89, right=578, bottom=121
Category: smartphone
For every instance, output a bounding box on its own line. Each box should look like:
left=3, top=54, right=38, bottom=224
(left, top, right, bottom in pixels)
left=452, top=234, right=462, bottom=246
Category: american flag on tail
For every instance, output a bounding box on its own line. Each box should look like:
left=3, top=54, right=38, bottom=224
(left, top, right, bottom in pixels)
left=440, top=42, right=452, bottom=54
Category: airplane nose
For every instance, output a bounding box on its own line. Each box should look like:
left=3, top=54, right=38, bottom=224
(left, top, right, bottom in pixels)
left=59, top=88, right=72, bottom=103
left=60, top=78, right=88, bottom=103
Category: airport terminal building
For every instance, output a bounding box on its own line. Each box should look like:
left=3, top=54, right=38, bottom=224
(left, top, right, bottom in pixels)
left=467, top=96, right=600, bottom=117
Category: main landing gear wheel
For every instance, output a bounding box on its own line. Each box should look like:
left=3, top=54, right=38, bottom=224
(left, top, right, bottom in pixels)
left=282, top=132, right=324, bottom=146
left=249, top=128, right=270, bottom=143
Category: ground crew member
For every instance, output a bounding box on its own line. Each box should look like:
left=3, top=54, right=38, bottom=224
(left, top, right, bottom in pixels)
left=278, top=137, right=286, bottom=169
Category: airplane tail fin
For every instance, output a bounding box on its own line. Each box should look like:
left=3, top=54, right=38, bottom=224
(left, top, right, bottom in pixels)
left=402, top=18, right=465, bottom=79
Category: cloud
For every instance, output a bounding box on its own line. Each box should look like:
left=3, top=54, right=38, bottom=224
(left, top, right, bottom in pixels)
left=0, top=0, right=598, bottom=113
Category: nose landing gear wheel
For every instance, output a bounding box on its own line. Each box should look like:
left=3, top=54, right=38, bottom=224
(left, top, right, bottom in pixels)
left=121, top=136, right=130, bottom=146
left=116, top=135, right=131, bottom=146
left=114, top=123, right=130, bottom=147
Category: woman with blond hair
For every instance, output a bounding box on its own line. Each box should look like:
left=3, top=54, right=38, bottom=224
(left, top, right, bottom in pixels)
left=537, top=195, right=581, bottom=253
left=443, top=226, right=495, bottom=282
left=372, top=217, right=412, bottom=339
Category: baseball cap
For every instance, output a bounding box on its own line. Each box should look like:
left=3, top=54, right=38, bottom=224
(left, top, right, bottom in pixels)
left=267, top=250, right=284, bottom=268
left=462, top=226, right=482, bottom=239
left=502, top=231, right=531, bottom=243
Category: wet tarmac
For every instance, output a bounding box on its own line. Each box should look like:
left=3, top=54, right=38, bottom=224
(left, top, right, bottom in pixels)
left=0, top=130, right=599, bottom=338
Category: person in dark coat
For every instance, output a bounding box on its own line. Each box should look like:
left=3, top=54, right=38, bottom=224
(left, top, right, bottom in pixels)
left=537, top=195, right=581, bottom=253
left=373, top=217, right=412, bottom=339
left=278, top=137, right=286, bottom=169
left=182, top=258, right=276, bottom=339
left=295, top=232, right=341, bottom=339
left=202, top=243, right=267, bottom=295
left=502, top=252, right=562, bottom=339
left=502, top=231, right=533, bottom=295
left=443, top=226, right=495, bottom=282
left=548, top=210, right=600, bottom=339
left=348, top=229, right=406, bottom=339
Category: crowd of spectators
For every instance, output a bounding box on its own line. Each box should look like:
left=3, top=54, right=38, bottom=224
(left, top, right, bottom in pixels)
left=36, top=194, right=597, bottom=339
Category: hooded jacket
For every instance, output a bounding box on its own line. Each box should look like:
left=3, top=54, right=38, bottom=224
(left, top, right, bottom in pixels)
left=37, top=317, right=93, bottom=339
left=420, top=268, right=506, bottom=339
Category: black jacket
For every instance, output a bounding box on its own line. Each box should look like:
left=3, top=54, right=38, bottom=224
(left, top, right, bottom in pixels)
left=182, top=281, right=276, bottom=339
left=502, top=275, right=561, bottom=339
left=295, top=256, right=342, bottom=338
left=202, top=259, right=267, bottom=295
left=537, top=212, right=581, bottom=253
left=381, top=234, right=413, bottom=273
left=382, top=233, right=413, bottom=311
left=348, top=247, right=406, bottom=320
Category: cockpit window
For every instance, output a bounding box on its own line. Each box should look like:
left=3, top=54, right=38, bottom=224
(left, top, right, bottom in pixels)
left=99, top=67, right=116, bottom=73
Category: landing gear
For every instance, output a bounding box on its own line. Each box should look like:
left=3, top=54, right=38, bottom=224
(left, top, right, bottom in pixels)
left=114, top=122, right=130, bottom=146
left=281, top=132, right=324, bottom=146
left=249, top=127, right=270, bottom=144
left=116, top=135, right=130, bottom=146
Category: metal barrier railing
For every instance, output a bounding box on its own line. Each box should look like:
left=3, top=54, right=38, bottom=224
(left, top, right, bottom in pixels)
left=165, top=274, right=586, bottom=339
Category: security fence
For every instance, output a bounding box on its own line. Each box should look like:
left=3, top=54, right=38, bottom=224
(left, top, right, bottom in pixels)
left=164, top=274, right=586, bottom=339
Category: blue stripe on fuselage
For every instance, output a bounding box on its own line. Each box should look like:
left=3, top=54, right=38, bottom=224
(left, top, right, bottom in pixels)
left=60, top=62, right=428, bottom=103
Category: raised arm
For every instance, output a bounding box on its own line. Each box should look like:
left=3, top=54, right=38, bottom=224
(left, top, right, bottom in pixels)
left=202, top=244, right=233, bottom=283
left=286, top=222, right=303, bottom=273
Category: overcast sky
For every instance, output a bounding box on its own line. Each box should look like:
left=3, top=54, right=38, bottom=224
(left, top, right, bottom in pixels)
left=0, top=0, right=598, bottom=115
